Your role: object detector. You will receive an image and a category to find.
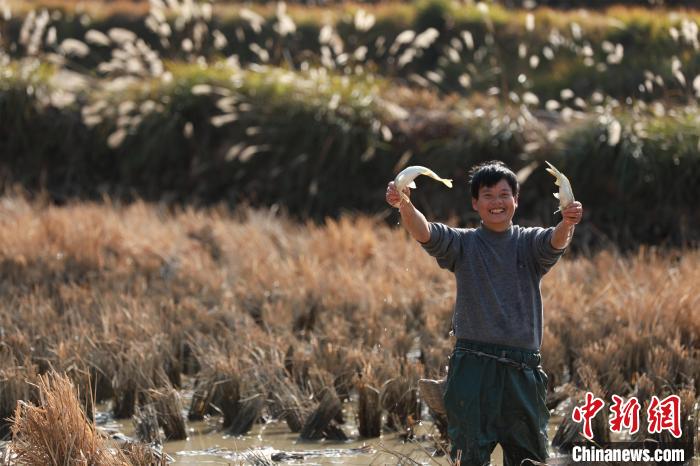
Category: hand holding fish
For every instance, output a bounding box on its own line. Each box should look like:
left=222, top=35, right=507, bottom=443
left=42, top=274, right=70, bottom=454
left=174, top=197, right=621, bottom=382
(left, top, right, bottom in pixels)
left=560, top=201, right=583, bottom=227
left=546, top=161, right=582, bottom=249
left=386, top=181, right=409, bottom=208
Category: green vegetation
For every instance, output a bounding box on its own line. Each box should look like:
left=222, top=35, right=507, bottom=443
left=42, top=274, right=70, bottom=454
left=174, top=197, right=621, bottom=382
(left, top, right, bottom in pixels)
left=1, top=61, right=699, bottom=247
left=2, top=2, right=700, bottom=100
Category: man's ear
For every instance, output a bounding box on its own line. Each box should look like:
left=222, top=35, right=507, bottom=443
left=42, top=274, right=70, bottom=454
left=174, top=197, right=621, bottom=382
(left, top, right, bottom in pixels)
left=471, top=197, right=478, bottom=211
left=514, top=193, right=519, bottom=208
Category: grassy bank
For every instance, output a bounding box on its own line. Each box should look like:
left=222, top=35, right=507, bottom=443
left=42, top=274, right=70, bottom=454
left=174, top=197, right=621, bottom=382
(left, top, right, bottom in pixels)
left=2, top=1, right=700, bottom=100
left=2, top=61, right=700, bottom=247
left=0, top=198, right=698, bottom=452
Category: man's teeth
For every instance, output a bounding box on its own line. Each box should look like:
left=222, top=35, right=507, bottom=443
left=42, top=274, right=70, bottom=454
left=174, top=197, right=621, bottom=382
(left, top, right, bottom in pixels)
left=490, top=209, right=505, bottom=214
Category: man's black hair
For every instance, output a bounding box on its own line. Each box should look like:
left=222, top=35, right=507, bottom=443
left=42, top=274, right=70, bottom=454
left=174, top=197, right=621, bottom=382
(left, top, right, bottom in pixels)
left=468, top=161, right=519, bottom=199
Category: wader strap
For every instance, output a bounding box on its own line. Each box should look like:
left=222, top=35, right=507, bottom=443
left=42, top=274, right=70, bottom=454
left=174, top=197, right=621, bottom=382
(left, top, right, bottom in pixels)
left=455, top=347, right=536, bottom=371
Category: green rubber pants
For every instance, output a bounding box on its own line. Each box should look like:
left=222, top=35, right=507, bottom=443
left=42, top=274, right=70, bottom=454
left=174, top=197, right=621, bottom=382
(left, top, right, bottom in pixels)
left=443, top=339, right=550, bottom=466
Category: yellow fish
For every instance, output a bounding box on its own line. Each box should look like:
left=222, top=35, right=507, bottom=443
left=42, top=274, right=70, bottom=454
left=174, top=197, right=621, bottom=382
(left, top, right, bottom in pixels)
left=545, top=161, right=575, bottom=214
left=393, top=166, right=453, bottom=203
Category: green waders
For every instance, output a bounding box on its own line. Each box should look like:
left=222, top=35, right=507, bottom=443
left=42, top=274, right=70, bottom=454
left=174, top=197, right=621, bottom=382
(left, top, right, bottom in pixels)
left=443, top=339, right=550, bottom=466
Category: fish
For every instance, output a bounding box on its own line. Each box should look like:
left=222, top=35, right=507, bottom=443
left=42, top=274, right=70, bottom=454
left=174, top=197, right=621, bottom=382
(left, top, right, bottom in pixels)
left=544, top=161, right=575, bottom=214
left=394, top=165, right=453, bottom=203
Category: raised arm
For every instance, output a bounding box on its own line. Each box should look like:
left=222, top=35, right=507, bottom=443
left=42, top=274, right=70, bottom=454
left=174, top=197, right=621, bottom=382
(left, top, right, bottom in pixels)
left=550, top=201, right=583, bottom=250
left=386, top=181, right=430, bottom=243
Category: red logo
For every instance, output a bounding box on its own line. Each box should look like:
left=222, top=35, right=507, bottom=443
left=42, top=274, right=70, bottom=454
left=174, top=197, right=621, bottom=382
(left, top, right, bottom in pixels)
left=609, top=395, right=641, bottom=435
left=647, top=395, right=682, bottom=438
left=572, top=392, right=683, bottom=439
left=572, top=392, right=605, bottom=440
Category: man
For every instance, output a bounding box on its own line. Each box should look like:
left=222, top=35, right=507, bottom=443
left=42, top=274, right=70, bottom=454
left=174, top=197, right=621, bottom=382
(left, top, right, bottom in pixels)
left=385, top=161, right=583, bottom=465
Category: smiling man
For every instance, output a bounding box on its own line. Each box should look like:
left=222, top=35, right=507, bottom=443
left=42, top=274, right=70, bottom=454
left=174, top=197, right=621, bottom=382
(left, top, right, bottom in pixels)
left=385, top=160, right=582, bottom=466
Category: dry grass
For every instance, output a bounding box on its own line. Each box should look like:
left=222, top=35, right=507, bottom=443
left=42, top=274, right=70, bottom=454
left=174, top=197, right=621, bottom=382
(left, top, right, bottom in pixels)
left=0, top=195, right=698, bottom=450
left=9, top=371, right=126, bottom=465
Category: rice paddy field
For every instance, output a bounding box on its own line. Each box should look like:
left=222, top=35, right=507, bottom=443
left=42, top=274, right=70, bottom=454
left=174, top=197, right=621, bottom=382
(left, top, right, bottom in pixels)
left=0, top=198, right=697, bottom=464
left=1, top=0, right=700, bottom=463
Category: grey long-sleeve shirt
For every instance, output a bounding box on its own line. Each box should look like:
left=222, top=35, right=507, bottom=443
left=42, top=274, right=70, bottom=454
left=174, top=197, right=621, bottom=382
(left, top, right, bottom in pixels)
left=421, top=222, right=564, bottom=351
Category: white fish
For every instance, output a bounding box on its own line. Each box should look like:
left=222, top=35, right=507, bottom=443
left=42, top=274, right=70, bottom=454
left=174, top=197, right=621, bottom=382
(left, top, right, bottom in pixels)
left=544, top=161, right=575, bottom=214
left=394, top=165, right=452, bottom=203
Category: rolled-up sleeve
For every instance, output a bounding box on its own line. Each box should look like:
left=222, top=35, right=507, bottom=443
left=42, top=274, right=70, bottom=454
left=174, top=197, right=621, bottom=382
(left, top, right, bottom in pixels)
left=527, top=227, right=565, bottom=274
left=421, top=222, right=462, bottom=272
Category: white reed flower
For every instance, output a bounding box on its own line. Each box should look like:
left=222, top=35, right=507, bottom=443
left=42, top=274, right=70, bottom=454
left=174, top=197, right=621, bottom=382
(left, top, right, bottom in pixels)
left=59, top=38, right=90, bottom=57
left=525, top=13, right=534, bottom=32
left=413, top=28, right=439, bottom=49
left=397, top=48, right=416, bottom=68
left=85, top=29, right=110, bottom=46
left=446, top=46, right=460, bottom=63
left=461, top=31, right=474, bottom=50
left=545, top=100, right=560, bottom=111
left=183, top=122, right=194, bottom=138
left=274, top=3, right=295, bottom=36
left=354, top=9, right=375, bottom=32
left=606, top=44, right=623, bottom=64
left=522, top=92, right=539, bottom=106
left=571, top=22, right=582, bottom=40
left=210, top=113, right=237, bottom=127
left=240, top=9, right=263, bottom=34
left=249, top=43, right=269, bottom=62
left=607, top=118, right=621, bottom=146
left=518, top=43, right=527, bottom=58
left=192, top=84, right=213, bottom=95
left=107, top=129, right=127, bottom=148
left=353, top=46, right=368, bottom=61
left=390, top=30, right=415, bottom=55
left=213, top=30, right=227, bottom=50
left=108, top=28, right=136, bottom=44
left=529, top=55, right=539, bottom=68
left=425, top=70, right=443, bottom=83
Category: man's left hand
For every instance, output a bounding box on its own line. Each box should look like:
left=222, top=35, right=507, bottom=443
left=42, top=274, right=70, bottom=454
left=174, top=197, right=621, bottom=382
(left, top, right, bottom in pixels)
left=561, top=201, right=583, bottom=227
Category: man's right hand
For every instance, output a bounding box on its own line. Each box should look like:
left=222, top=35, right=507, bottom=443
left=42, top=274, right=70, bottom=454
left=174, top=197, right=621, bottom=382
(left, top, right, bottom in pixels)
left=386, top=181, right=409, bottom=208
left=386, top=181, right=430, bottom=243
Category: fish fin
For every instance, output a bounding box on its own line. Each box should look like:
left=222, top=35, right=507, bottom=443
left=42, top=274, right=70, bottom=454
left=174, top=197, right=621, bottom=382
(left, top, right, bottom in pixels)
left=408, top=181, right=417, bottom=189
left=553, top=193, right=560, bottom=199
left=443, top=179, right=453, bottom=188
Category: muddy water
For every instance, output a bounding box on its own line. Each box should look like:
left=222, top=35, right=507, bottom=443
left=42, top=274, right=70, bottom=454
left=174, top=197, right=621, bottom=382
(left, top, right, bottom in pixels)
left=99, top=402, right=565, bottom=465
left=162, top=419, right=566, bottom=465
left=164, top=419, right=453, bottom=465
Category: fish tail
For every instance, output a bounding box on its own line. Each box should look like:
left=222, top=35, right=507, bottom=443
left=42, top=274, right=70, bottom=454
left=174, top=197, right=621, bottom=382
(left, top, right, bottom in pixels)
left=442, top=179, right=453, bottom=188
left=545, top=161, right=562, bottom=176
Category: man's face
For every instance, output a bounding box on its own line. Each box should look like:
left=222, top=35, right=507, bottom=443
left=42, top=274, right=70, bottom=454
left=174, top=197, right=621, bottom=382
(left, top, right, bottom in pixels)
left=471, top=179, right=518, bottom=231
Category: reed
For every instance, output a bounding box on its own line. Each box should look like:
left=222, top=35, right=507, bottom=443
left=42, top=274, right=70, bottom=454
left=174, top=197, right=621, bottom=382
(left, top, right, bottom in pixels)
left=147, top=386, right=187, bottom=441
left=9, top=372, right=126, bottom=465
left=0, top=355, right=38, bottom=440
